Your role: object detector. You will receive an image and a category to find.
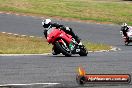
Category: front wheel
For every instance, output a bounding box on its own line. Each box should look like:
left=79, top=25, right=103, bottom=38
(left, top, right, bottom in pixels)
left=55, top=42, right=72, bottom=57
left=79, top=45, right=88, bottom=56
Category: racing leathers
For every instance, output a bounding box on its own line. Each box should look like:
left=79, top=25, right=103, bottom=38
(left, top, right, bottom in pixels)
left=121, top=26, right=129, bottom=37
left=43, top=22, right=80, bottom=43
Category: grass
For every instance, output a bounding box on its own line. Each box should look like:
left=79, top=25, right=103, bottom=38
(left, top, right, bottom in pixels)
left=0, top=33, right=51, bottom=54
left=0, top=33, right=111, bottom=54
left=0, top=0, right=131, bottom=25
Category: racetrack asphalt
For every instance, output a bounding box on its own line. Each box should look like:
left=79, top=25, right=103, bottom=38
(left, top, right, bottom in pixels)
left=0, top=13, right=132, bottom=88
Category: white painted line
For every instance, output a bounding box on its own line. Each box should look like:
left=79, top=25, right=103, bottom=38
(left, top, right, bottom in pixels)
left=0, top=47, right=121, bottom=56
left=30, top=36, right=35, bottom=38
left=41, top=17, right=44, bottom=19
left=0, top=53, right=51, bottom=56
left=6, top=13, right=10, bottom=15
left=2, top=32, right=6, bottom=34
left=110, top=46, right=121, bottom=51
left=0, top=12, right=3, bottom=14
left=99, top=50, right=107, bottom=52
left=23, top=15, right=27, bottom=16
left=32, top=16, right=35, bottom=18
left=0, top=83, right=60, bottom=87
left=7, top=33, right=12, bottom=35
left=21, top=35, right=27, bottom=37
left=15, top=14, right=19, bottom=16
left=38, top=37, right=43, bottom=38
left=14, top=34, right=19, bottom=36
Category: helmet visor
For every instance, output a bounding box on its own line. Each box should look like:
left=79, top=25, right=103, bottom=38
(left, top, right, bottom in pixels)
left=43, top=23, right=50, bottom=28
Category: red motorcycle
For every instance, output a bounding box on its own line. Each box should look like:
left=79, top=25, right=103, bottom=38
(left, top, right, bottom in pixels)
left=45, top=27, right=88, bottom=57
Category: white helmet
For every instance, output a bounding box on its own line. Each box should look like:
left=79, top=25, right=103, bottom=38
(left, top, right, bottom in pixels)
left=121, top=23, right=127, bottom=27
left=42, top=19, right=51, bottom=28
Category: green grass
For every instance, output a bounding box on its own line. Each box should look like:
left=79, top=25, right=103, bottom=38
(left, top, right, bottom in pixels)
left=0, top=0, right=131, bottom=25
left=0, top=33, right=51, bottom=54
left=0, top=33, right=111, bottom=54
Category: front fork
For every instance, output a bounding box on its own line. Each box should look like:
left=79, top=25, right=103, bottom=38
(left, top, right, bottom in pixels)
left=69, top=39, right=82, bottom=54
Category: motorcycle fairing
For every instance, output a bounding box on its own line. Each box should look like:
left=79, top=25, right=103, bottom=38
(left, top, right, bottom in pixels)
left=47, top=28, right=72, bottom=44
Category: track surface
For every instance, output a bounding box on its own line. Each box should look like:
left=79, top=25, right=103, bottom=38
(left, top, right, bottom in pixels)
left=0, top=13, right=132, bottom=88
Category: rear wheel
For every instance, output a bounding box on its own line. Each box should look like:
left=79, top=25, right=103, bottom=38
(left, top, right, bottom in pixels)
left=55, top=42, right=72, bottom=57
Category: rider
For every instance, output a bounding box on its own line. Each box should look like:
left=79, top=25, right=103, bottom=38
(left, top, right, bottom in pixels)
left=121, top=23, right=129, bottom=37
left=42, top=19, right=82, bottom=55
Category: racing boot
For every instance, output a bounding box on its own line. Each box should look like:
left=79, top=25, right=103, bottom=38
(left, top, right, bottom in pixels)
left=52, top=50, right=58, bottom=55
left=52, top=46, right=60, bottom=55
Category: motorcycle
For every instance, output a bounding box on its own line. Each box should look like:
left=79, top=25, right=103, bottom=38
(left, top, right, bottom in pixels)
left=120, top=27, right=132, bottom=46
left=45, top=27, right=88, bottom=57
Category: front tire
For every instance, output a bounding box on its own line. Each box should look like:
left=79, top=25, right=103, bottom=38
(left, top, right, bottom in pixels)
left=55, top=42, right=72, bottom=57
left=79, top=46, right=88, bottom=56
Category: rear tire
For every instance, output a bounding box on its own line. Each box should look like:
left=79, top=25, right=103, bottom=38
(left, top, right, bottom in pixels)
left=55, top=42, right=72, bottom=57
